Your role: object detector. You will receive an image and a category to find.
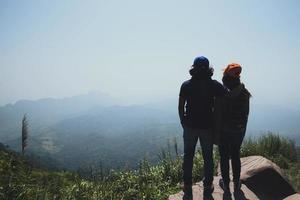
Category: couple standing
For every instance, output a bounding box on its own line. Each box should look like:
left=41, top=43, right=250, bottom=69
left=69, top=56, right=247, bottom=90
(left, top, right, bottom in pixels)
left=178, top=56, right=251, bottom=200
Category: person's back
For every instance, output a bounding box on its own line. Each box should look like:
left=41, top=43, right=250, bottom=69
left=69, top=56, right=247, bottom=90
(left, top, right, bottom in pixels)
left=223, top=83, right=250, bottom=134
left=180, top=77, right=226, bottom=129
left=178, top=56, right=227, bottom=200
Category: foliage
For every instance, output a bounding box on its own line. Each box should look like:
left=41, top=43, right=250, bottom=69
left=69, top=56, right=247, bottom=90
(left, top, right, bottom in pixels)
left=285, top=162, right=300, bottom=192
left=0, top=139, right=204, bottom=200
left=241, top=132, right=300, bottom=191
left=1, top=133, right=300, bottom=199
left=241, top=132, right=298, bottom=168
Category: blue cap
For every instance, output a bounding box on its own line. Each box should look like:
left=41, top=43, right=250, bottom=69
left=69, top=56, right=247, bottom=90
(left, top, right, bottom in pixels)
left=192, top=56, right=209, bottom=69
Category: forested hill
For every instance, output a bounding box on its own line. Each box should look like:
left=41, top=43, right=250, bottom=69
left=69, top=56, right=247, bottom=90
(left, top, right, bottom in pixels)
left=1, top=93, right=300, bottom=172
left=1, top=134, right=300, bottom=200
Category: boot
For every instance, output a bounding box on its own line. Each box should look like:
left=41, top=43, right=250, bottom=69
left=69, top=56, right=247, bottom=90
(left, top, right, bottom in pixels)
left=183, top=184, right=193, bottom=200
left=233, top=180, right=241, bottom=194
left=203, top=183, right=214, bottom=199
left=219, top=178, right=231, bottom=195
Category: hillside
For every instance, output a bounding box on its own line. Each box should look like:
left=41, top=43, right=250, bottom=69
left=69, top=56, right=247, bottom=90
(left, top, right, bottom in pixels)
left=1, top=134, right=300, bottom=200
left=0, top=142, right=180, bottom=200
left=1, top=94, right=300, bottom=172
left=5, top=105, right=179, bottom=170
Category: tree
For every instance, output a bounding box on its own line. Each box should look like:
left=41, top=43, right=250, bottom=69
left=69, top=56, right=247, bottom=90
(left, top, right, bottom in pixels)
left=22, top=114, right=29, bottom=155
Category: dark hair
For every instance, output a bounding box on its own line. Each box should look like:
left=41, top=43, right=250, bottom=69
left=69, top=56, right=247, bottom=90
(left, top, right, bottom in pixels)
left=222, top=75, right=241, bottom=90
left=189, top=66, right=214, bottom=79
left=222, top=75, right=252, bottom=97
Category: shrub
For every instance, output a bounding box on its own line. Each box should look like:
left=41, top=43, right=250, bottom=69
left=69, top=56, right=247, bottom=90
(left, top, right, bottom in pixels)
left=241, top=132, right=298, bottom=168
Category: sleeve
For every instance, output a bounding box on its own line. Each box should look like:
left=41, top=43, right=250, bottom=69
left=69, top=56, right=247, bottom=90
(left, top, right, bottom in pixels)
left=239, top=94, right=250, bottom=132
left=179, top=82, right=187, bottom=98
left=213, top=80, right=228, bottom=97
left=242, top=95, right=250, bottom=122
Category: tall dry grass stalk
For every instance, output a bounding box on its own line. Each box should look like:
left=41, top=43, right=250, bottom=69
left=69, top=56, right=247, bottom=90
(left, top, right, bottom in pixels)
left=22, top=114, right=28, bottom=155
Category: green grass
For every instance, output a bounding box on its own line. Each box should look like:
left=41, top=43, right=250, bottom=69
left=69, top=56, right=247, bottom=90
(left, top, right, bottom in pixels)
left=241, top=132, right=298, bottom=167
left=241, top=132, right=300, bottom=191
left=0, top=141, right=185, bottom=200
left=1, top=133, right=299, bottom=199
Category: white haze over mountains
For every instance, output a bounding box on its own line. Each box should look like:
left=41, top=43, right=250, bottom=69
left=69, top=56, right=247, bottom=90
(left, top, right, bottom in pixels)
left=1, top=1, right=300, bottom=108
left=0, top=91, right=299, bottom=170
left=1, top=90, right=299, bottom=141
left=1, top=0, right=300, bottom=171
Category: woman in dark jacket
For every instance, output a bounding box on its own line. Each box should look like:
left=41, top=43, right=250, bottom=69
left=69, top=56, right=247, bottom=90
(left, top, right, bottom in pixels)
left=218, top=63, right=251, bottom=197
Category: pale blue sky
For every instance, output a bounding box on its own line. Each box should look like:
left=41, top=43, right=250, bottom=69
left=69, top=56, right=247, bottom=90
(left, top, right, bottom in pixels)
left=1, top=0, right=299, bottom=106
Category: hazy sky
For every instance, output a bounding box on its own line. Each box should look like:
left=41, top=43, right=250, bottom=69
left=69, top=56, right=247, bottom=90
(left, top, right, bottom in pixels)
left=1, top=0, right=299, bottom=106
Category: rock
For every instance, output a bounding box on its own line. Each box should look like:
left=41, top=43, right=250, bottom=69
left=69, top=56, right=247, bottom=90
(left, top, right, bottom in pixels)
left=283, top=193, right=300, bottom=200
left=169, top=156, right=298, bottom=200
left=168, top=176, right=258, bottom=200
left=238, top=156, right=295, bottom=199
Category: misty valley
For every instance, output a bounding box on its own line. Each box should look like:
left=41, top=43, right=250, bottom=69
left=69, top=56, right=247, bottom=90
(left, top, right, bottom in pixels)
left=1, top=91, right=300, bottom=172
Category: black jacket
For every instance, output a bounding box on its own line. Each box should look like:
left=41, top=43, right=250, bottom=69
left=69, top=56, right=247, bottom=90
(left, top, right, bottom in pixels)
left=180, top=77, right=227, bottom=128
left=222, top=83, right=250, bottom=134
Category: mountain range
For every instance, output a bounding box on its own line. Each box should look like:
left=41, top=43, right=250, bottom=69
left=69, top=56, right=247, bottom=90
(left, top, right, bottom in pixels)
left=0, top=91, right=299, bottom=170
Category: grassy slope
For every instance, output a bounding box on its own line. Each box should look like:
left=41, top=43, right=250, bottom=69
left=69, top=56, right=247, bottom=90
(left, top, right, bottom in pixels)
left=1, top=133, right=299, bottom=200
left=0, top=143, right=185, bottom=200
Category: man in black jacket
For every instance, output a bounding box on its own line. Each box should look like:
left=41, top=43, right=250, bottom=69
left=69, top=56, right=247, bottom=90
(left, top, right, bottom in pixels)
left=178, top=56, right=227, bottom=199
left=218, top=63, right=251, bottom=198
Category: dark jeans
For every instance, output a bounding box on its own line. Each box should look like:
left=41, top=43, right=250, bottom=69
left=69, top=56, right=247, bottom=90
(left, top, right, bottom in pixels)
left=218, top=132, right=245, bottom=186
left=182, top=126, right=214, bottom=188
